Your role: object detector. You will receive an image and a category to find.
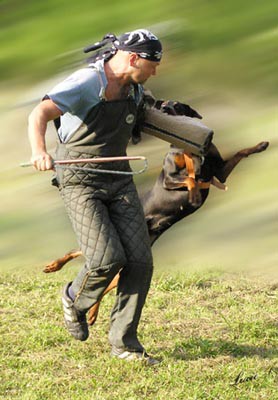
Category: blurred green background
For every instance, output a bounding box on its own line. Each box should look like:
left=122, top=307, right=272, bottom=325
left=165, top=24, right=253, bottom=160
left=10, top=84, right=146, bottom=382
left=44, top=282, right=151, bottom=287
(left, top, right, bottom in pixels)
left=0, top=0, right=277, bottom=279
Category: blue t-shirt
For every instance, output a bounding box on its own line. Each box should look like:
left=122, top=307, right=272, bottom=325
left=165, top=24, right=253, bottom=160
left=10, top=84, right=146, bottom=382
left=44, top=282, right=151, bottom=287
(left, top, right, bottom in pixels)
left=47, top=59, right=143, bottom=143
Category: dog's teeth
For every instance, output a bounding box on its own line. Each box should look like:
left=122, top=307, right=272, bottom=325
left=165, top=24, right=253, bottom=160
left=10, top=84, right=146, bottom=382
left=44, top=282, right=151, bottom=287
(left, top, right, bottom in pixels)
left=180, top=205, right=183, bottom=211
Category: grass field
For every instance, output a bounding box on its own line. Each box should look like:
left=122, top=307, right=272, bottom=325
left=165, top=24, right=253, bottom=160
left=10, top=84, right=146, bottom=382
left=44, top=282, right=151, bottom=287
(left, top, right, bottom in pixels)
left=0, top=270, right=277, bottom=400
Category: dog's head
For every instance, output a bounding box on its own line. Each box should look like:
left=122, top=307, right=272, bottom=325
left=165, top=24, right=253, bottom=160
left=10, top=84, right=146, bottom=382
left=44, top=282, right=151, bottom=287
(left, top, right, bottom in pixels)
left=155, top=100, right=202, bottom=119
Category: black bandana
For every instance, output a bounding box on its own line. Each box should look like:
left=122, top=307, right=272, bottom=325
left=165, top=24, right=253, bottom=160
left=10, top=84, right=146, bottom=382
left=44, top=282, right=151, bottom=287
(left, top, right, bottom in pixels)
left=84, top=29, right=162, bottom=63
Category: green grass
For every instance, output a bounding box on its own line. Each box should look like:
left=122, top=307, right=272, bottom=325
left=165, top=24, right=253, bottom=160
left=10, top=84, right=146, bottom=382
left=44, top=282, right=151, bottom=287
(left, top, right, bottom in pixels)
left=0, top=270, right=277, bottom=400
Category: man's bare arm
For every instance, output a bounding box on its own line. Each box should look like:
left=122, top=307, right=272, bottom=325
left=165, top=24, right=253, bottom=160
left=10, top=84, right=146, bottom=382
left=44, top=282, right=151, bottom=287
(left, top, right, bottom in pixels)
left=28, top=99, right=62, bottom=171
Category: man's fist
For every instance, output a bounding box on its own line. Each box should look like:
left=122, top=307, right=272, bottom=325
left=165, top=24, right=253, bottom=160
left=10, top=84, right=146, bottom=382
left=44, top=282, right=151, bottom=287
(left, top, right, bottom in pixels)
left=31, top=152, right=54, bottom=171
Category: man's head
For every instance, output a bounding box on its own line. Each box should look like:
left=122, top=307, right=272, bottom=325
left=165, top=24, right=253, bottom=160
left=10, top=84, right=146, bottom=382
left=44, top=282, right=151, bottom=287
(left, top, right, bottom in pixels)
left=84, top=28, right=162, bottom=66
left=114, top=29, right=162, bottom=84
left=114, top=29, right=162, bottom=62
left=84, top=29, right=162, bottom=84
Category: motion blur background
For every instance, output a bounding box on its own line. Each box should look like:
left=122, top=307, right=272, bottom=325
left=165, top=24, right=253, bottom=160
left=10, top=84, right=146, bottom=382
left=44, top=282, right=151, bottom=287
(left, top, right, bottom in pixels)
left=1, top=0, right=277, bottom=279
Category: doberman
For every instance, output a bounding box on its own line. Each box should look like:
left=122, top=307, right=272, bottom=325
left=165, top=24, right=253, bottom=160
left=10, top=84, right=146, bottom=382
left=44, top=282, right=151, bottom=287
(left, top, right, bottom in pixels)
left=44, top=101, right=269, bottom=325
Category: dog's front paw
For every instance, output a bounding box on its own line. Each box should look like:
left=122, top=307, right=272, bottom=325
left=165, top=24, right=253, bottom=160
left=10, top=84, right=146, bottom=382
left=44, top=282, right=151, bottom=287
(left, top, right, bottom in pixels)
left=189, top=187, right=202, bottom=208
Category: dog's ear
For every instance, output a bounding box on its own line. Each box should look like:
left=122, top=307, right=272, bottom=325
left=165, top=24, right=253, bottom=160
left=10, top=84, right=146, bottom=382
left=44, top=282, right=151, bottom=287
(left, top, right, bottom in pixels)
left=156, top=100, right=203, bottom=119
left=173, top=102, right=202, bottom=119
left=155, top=100, right=177, bottom=115
left=154, top=99, right=164, bottom=110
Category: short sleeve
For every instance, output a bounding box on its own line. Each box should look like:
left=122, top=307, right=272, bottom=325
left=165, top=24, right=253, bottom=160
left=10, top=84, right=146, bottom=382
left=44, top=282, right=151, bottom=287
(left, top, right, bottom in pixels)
left=46, top=68, right=102, bottom=115
left=47, top=74, right=82, bottom=114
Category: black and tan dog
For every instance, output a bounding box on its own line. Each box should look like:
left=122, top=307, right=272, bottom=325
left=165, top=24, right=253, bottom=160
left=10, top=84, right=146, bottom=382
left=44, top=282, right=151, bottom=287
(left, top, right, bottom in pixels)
left=44, top=101, right=269, bottom=325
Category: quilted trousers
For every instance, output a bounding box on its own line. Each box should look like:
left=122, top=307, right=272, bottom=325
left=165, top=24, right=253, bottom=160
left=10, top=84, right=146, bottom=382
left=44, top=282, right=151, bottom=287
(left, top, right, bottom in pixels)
left=60, top=176, right=153, bottom=351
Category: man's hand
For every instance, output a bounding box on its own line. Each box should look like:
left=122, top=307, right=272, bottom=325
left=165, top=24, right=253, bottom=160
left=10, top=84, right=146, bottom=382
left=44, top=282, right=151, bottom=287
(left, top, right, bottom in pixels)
left=31, top=152, right=54, bottom=171
left=28, top=99, right=62, bottom=170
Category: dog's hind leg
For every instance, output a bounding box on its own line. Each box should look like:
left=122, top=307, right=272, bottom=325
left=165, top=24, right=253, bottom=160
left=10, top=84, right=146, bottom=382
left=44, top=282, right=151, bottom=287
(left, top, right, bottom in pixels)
left=44, top=250, right=119, bottom=326
left=87, top=273, right=120, bottom=326
left=43, top=250, right=82, bottom=273
left=215, top=141, right=269, bottom=183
